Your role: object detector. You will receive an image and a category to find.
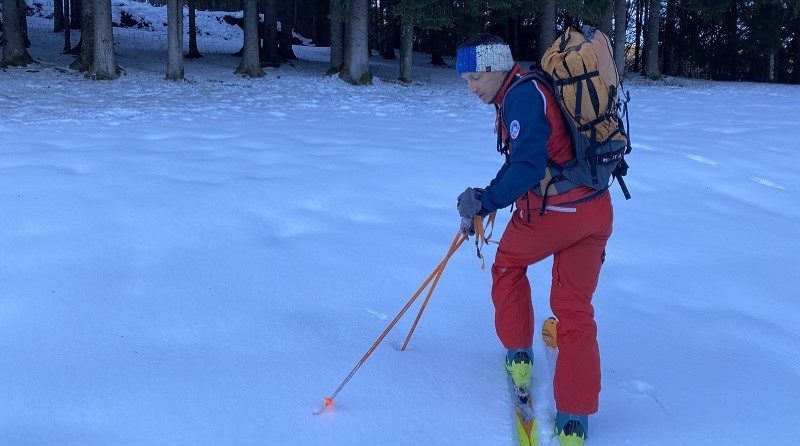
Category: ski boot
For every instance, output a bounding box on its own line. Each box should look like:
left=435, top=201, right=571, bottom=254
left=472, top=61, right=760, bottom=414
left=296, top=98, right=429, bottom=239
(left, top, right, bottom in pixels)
left=507, top=348, right=537, bottom=446
left=505, top=348, right=533, bottom=398
left=555, top=412, right=588, bottom=446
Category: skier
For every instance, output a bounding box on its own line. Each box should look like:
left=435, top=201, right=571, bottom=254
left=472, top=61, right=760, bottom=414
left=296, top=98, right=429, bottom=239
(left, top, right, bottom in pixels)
left=455, top=33, right=614, bottom=446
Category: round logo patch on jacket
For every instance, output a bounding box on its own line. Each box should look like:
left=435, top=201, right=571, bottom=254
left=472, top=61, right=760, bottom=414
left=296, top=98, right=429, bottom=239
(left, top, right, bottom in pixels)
left=510, top=120, right=520, bottom=139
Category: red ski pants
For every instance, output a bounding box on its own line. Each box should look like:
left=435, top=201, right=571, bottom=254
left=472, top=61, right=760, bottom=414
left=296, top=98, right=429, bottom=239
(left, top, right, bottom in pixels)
left=491, top=192, right=612, bottom=415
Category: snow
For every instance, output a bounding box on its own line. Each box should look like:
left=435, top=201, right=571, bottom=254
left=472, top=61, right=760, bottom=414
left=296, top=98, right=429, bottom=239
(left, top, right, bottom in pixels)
left=2, top=3, right=800, bottom=445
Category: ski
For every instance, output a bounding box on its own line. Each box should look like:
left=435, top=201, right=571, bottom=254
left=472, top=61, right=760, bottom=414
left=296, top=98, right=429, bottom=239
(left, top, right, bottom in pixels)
left=513, top=392, right=538, bottom=446
left=508, top=317, right=558, bottom=446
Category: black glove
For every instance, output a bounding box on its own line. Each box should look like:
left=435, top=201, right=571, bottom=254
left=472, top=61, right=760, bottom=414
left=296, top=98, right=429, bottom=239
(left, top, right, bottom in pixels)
left=457, top=187, right=485, bottom=218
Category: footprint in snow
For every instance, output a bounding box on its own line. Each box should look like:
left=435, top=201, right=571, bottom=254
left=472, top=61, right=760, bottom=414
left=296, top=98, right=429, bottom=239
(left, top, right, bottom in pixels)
left=686, top=154, right=720, bottom=166
left=750, top=177, right=785, bottom=190
left=365, top=308, right=387, bottom=321
left=619, top=380, right=672, bottom=418
left=631, top=143, right=657, bottom=152
left=619, top=379, right=657, bottom=396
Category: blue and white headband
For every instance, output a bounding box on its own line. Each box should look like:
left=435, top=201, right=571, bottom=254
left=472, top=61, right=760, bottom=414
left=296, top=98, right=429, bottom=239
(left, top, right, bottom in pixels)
left=456, top=43, right=514, bottom=76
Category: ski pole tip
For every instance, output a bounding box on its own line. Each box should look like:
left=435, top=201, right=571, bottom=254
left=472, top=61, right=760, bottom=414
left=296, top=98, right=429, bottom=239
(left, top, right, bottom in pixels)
left=313, top=397, right=334, bottom=416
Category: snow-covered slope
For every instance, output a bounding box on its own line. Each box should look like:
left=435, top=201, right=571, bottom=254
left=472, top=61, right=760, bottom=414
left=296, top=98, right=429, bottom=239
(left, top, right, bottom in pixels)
left=1, top=4, right=799, bottom=446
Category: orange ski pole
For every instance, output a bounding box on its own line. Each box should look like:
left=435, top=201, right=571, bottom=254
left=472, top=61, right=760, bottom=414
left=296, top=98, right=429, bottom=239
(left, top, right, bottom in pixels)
left=314, top=231, right=466, bottom=415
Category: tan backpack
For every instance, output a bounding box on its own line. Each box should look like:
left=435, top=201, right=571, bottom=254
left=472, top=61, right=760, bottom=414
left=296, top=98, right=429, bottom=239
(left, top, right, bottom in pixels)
left=525, top=25, right=631, bottom=206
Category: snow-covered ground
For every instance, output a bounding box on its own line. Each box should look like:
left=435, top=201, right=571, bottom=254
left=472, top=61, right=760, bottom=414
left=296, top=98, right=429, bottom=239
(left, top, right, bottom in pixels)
left=1, top=4, right=799, bottom=446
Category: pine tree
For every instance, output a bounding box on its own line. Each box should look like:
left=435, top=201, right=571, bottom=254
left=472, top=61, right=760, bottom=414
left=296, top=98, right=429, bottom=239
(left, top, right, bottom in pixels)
left=185, top=0, right=203, bottom=59
left=90, top=0, right=119, bottom=79
left=1, top=0, right=34, bottom=67
left=540, top=0, right=557, bottom=60
left=644, top=0, right=661, bottom=79
left=613, top=0, right=627, bottom=76
left=328, top=0, right=345, bottom=74
left=54, top=0, right=65, bottom=33
left=399, top=23, right=413, bottom=82
left=235, top=0, right=266, bottom=77
left=166, top=0, right=184, bottom=80
left=340, top=0, right=372, bottom=85
left=70, top=0, right=94, bottom=70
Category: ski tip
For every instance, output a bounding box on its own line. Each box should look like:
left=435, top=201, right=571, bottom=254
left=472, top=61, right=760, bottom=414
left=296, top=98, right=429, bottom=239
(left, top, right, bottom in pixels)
left=542, top=317, right=558, bottom=349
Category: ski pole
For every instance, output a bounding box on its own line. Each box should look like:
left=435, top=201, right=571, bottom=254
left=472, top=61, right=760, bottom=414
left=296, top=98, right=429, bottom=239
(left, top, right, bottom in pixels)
left=400, top=213, right=495, bottom=350
left=399, top=236, right=461, bottom=351
left=314, top=231, right=467, bottom=416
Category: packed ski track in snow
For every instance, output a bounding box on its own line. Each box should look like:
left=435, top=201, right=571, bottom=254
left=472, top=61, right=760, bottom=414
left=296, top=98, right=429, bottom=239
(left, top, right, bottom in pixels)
left=1, top=3, right=799, bottom=445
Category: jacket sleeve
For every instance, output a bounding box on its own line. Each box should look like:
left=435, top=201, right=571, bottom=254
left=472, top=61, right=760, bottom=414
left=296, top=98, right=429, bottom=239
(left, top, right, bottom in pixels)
left=480, top=81, right=551, bottom=214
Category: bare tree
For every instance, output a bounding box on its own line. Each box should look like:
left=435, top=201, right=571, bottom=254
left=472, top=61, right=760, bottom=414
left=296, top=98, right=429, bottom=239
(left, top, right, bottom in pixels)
left=90, top=0, right=119, bottom=79
left=644, top=0, right=661, bottom=79
left=339, top=0, right=371, bottom=85
left=1, top=0, right=34, bottom=67
left=235, top=0, right=265, bottom=77
left=70, top=0, right=94, bottom=70
left=261, top=0, right=280, bottom=67
left=166, top=0, right=184, bottom=80
left=539, top=0, right=556, bottom=59
left=398, top=23, right=413, bottom=83
left=613, top=0, right=626, bottom=77
left=185, top=0, right=202, bottom=59
left=328, top=0, right=344, bottom=74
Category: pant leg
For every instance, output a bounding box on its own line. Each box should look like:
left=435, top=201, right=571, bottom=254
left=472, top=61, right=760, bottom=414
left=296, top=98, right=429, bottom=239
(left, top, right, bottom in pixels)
left=492, top=204, right=579, bottom=349
left=551, top=195, right=613, bottom=415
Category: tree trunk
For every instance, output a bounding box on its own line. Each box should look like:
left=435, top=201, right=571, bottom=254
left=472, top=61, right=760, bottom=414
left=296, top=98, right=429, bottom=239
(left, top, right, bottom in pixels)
left=598, top=0, right=613, bottom=36
left=379, top=1, right=395, bottom=60
left=768, top=48, right=775, bottom=82
left=261, top=0, right=280, bottom=67
left=70, top=0, right=94, bottom=69
left=634, top=0, right=642, bottom=72
left=429, top=28, right=445, bottom=66
left=328, top=0, right=344, bottom=74
left=539, top=0, right=556, bottom=60
left=1, top=0, right=34, bottom=67
left=279, top=0, right=297, bottom=60
left=62, top=0, right=72, bottom=53
left=166, top=0, right=184, bottom=80
left=722, top=0, right=738, bottom=80
left=185, top=0, right=202, bottom=59
left=54, top=0, right=65, bottom=33
left=235, top=0, right=265, bottom=77
left=17, top=0, right=30, bottom=47
left=661, top=0, right=675, bottom=75
left=613, top=0, right=626, bottom=77
left=70, top=0, right=81, bottom=28
left=399, top=23, right=412, bottom=83
left=339, top=0, right=371, bottom=85
left=795, top=17, right=800, bottom=84
left=644, top=0, right=660, bottom=79
left=90, top=0, right=119, bottom=79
